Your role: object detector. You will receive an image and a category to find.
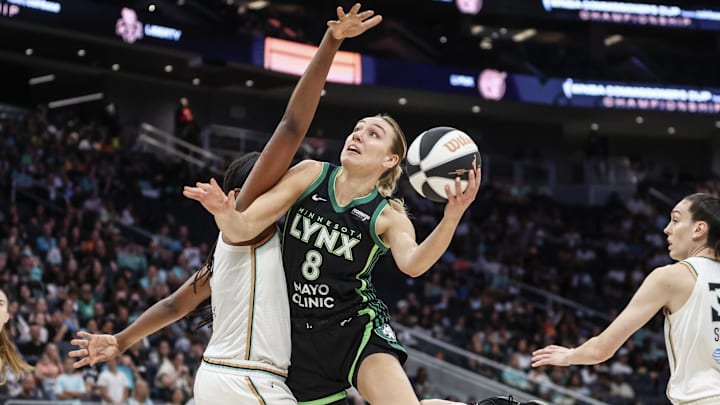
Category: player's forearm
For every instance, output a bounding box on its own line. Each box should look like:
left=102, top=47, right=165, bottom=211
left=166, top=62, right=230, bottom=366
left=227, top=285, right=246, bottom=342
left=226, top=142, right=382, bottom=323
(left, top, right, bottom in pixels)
left=214, top=210, right=257, bottom=243
left=114, top=297, right=187, bottom=352
left=236, top=30, right=342, bottom=211
left=401, top=216, right=461, bottom=277
left=279, top=28, right=341, bottom=137
left=566, top=337, right=613, bottom=365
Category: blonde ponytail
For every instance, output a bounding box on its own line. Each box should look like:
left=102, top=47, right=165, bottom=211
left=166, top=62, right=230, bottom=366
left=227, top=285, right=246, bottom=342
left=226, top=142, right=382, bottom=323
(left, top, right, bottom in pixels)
left=375, top=114, right=407, bottom=214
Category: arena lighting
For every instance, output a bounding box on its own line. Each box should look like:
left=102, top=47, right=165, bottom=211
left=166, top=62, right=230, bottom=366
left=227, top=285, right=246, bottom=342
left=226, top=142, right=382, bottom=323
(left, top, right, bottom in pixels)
left=635, top=116, right=644, bottom=124
left=540, top=0, right=720, bottom=28
left=542, top=0, right=682, bottom=16
left=470, top=25, right=484, bottom=35
left=603, top=34, right=623, bottom=46
left=48, top=93, right=104, bottom=109
left=6, top=0, right=61, bottom=14
left=1, top=3, right=20, bottom=16
left=512, top=28, right=537, bottom=42
left=28, top=74, right=55, bottom=85
left=264, top=37, right=362, bottom=85
left=247, top=0, right=268, bottom=10
left=562, top=78, right=716, bottom=102
left=471, top=105, right=481, bottom=113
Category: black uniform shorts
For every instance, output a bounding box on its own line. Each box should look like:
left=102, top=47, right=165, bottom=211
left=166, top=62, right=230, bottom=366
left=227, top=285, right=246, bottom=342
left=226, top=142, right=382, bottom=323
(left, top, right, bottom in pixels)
left=287, top=308, right=408, bottom=405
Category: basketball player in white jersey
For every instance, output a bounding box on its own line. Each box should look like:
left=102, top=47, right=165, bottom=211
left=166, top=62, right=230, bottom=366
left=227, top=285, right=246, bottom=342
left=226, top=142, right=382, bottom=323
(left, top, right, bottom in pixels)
left=68, top=5, right=383, bottom=404
left=531, top=193, right=720, bottom=404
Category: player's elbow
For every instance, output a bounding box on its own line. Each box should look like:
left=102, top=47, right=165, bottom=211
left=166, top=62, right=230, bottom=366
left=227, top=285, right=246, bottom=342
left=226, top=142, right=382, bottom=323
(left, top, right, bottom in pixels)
left=276, top=116, right=304, bottom=139
left=397, top=263, right=428, bottom=278
left=161, top=294, right=185, bottom=317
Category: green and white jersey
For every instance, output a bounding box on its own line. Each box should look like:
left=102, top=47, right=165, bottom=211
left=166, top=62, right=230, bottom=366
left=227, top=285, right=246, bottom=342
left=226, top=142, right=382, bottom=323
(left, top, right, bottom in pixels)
left=282, top=162, right=392, bottom=326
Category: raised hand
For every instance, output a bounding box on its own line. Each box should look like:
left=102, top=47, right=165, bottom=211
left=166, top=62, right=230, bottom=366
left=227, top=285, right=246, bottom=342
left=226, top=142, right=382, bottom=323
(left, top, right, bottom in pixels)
left=69, top=331, right=121, bottom=368
left=327, top=3, right=383, bottom=40
left=183, top=178, right=236, bottom=216
left=443, top=167, right=481, bottom=221
left=531, top=345, right=573, bottom=367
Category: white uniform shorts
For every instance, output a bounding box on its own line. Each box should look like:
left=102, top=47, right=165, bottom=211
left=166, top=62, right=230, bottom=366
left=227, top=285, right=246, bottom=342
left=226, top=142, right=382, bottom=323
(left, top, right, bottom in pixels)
left=194, top=360, right=296, bottom=405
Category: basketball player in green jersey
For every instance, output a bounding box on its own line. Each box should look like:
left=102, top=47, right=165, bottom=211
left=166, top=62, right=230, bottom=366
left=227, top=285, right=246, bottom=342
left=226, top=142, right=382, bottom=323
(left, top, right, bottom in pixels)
left=185, top=113, right=481, bottom=405
left=532, top=193, right=720, bottom=404
left=70, top=4, right=385, bottom=403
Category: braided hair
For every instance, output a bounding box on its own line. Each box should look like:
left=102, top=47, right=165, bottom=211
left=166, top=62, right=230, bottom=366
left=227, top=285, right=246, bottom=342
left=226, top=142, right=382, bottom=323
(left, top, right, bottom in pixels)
left=191, top=152, right=260, bottom=329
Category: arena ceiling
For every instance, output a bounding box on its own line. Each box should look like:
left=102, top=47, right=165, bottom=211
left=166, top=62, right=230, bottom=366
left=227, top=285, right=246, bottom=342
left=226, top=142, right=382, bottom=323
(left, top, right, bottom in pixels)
left=0, top=0, right=718, bottom=138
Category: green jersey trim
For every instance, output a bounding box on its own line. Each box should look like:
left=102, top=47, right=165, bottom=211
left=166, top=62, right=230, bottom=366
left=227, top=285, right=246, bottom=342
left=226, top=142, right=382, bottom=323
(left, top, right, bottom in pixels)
left=297, top=391, right=348, bottom=405
left=328, top=166, right=379, bottom=213
left=296, top=162, right=330, bottom=204
left=369, top=200, right=389, bottom=250
left=347, top=307, right=375, bottom=385
left=354, top=244, right=385, bottom=303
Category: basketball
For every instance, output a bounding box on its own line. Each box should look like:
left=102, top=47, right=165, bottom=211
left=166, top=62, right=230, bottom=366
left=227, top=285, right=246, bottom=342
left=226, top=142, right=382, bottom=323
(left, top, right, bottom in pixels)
left=406, top=126, right=480, bottom=202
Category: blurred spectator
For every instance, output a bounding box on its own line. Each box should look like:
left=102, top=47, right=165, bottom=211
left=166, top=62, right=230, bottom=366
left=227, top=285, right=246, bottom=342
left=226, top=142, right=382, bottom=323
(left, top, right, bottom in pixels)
left=155, top=352, right=192, bottom=400
left=33, top=342, right=62, bottom=397
left=54, top=356, right=87, bottom=404
left=18, top=323, right=46, bottom=364
left=16, top=373, right=45, bottom=401
left=97, top=357, right=130, bottom=405
left=129, top=379, right=155, bottom=405
left=174, top=97, right=196, bottom=143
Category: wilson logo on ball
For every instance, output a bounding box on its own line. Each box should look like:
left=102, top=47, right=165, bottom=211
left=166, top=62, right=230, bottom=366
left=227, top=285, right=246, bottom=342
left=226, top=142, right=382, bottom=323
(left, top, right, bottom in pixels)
left=443, top=134, right=475, bottom=153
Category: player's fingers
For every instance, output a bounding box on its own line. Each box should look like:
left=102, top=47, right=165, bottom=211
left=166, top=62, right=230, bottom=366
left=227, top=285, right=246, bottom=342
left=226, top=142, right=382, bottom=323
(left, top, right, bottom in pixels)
left=362, top=15, right=382, bottom=29
left=336, top=6, right=346, bottom=19
left=210, top=177, right=223, bottom=192
left=444, top=184, right=457, bottom=201
left=348, top=3, right=361, bottom=16
left=73, top=357, right=89, bottom=368
left=70, top=338, right=87, bottom=347
left=182, top=189, right=204, bottom=200
left=358, top=10, right=374, bottom=20
left=454, top=177, right=464, bottom=198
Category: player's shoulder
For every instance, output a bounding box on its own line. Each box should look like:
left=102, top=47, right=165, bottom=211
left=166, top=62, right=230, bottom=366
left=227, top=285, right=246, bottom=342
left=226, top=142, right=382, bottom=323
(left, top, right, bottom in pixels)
left=647, top=261, right=697, bottom=288
left=283, top=159, right=327, bottom=188
left=289, top=159, right=324, bottom=174
left=284, top=159, right=322, bottom=178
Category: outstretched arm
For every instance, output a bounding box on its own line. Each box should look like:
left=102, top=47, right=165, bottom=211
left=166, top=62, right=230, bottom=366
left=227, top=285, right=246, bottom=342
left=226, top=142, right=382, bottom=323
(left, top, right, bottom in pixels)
left=69, top=269, right=211, bottom=368
left=531, top=264, right=680, bottom=367
left=184, top=160, right=322, bottom=243
left=235, top=3, right=382, bottom=210
left=381, top=169, right=481, bottom=277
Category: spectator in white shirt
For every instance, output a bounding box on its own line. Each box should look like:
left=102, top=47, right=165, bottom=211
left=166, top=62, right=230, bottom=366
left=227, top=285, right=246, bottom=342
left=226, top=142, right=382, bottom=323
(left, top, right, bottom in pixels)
left=96, top=357, right=129, bottom=405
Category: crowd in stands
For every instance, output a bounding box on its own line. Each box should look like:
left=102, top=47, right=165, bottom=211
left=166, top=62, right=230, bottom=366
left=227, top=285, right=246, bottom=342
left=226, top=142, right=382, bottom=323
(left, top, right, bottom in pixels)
left=0, top=104, right=687, bottom=404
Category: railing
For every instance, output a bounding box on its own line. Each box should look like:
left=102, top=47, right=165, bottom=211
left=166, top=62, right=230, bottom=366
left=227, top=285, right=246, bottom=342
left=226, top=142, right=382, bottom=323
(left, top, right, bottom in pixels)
left=137, top=122, right=223, bottom=174
left=396, top=325, right=610, bottom=405
left=201, top=124, right=278, bottom=159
